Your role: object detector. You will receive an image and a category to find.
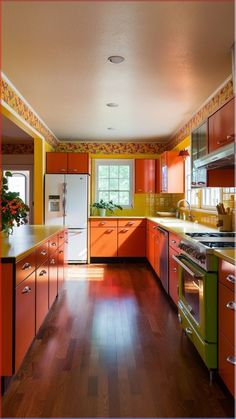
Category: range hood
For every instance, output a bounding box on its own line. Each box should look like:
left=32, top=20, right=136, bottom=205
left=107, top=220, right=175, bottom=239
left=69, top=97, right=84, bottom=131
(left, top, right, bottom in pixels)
left=194, top=142, right=235, bottom=170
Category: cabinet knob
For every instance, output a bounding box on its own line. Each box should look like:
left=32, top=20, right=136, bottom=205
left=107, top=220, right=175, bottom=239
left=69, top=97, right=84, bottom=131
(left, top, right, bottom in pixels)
left=51, top=242, right=57, bottom=246
left=100, top=222, right=106, bottom=225
left=226, top=301, right=236, bottom=311
left=185, top=327, right=193, bottom=335
left=61, top=169, right=66, bottom=172
left=39, top=269, right=47, bottom=276
left=50, top=259, right=56, bottom=265
left=173, top=268, right=177, bottom=272
left=22, top=263, right=31, bottom=271
left=40, top=250, right=47, bottom=256
left=127, top=222, right=134, bottom=226
left=226, top=274, right=235, bottom=284
left=22, top=286, right=31, bottom=294
left=171, top=240, right=177, bottom=244
left=226, top=356, right=236, bottom=366
left=106, top=229, right=114, bottom=233
left=122, top=229, right=128, bottom=233
left=59, top=250, right=63, bottom=254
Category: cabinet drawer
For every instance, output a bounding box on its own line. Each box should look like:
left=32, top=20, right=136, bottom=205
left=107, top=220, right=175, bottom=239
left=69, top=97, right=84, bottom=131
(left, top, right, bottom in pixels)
left=36, top=261, right=49, bottom=333
left=219, top=282, right=235, bottom=346
left=147, top=220, right=159, bottom=232
left=169, top=232, right=181, bottom=252
left=118, top=219, right=146, bottom=228
left=90, top=219, right=117, bottom=228
left=49, top=254, right=58, bottom=308
left=58, top=230, right=65, bottom=246
left=219, top=259, right=235, bottom=292
left=218, top=332, right=235, bottom=397
left=36, top=242, right=49, bottom=267
left=15, top=272, right=36, bottom=371
left=49, top=235, right=58, bottom=256
left=16, top=251, right=36, bottom=286
left=169, top=246, right=180, bottom=306
left=118, top=227, right=146, bottom=257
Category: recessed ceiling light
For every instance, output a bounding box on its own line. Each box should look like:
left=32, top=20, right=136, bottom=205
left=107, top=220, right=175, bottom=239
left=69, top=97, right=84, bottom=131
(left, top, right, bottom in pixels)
left=107, top=127, right=115, bottom=130
left=106, top=103, right=119, bottom=107
left=108, top=55, right=125, bottom=64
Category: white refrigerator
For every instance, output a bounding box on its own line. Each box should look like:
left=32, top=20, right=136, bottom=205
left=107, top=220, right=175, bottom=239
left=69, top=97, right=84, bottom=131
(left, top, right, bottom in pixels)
left=45, top=174, right=89, bottom=263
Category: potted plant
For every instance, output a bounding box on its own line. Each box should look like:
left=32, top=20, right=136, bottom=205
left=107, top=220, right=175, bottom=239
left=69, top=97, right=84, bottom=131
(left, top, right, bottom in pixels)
left=1, top=171, right=30, bottom=236
left=92, top=199, right=122, bottom=216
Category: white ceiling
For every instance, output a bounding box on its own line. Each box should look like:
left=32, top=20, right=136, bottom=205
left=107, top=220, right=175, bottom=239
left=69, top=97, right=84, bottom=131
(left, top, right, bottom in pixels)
left=2, top=1, right=234, bottom=143
left=1, top=115, right=34, bottom=144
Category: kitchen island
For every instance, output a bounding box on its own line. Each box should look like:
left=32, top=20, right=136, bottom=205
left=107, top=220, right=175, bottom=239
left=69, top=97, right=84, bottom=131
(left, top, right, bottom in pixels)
left=1, top=225, right=67, bottom=379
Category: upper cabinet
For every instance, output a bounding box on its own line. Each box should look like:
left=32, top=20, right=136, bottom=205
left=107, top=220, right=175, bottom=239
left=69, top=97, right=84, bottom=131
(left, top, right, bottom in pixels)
left=159, top=151, right=184, bottom=193
left=191, top=121, right=208, bottom=188
left=135, top=159, right=155, bottom=193
left=46, top=152, right=90, bottom=174
left=208, top=98, right=235, bottom=153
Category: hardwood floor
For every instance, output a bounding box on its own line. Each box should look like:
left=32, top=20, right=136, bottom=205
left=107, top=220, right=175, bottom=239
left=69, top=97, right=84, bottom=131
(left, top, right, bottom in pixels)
left=2, top=263, right=234, bottom=418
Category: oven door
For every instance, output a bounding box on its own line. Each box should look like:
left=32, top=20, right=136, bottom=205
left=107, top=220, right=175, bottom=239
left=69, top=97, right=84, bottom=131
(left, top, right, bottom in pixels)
left=173, top=254, right=217, bottom=343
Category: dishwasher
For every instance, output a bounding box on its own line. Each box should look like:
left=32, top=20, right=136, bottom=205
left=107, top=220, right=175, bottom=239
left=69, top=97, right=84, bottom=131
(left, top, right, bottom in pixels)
left=157, top=226, right=169, bottom=293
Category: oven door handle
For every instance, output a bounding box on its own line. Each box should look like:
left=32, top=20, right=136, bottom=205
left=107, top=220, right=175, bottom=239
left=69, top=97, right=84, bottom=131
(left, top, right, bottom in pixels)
left=172, top=255, right=204, bottom=279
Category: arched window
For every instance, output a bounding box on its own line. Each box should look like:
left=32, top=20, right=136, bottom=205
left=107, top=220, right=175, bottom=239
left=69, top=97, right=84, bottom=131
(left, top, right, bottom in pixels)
left=4, top=171, right=29, bottom=205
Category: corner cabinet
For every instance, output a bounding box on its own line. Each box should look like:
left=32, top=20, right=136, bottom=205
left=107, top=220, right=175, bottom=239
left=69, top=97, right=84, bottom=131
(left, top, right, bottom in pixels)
left=208, top=98, right=235, bottom=153
left=135, top=159, right=156, bottom=193
left=160, top=151, right=184, bottom=193
left=46, top=152, right=90, bottom=174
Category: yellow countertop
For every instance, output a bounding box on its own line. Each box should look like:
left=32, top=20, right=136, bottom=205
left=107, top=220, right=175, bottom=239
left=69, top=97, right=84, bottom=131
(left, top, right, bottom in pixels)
left=89, top=216, right=146, bottom=219
left=1, top=225, right=65, bottom=261
left=213, top=249, right=236, bottom=266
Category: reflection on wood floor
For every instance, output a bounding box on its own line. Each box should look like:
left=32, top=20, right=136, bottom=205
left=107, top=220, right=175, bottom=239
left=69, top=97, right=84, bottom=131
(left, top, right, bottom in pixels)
left=2, top=263, right=234, bottom=418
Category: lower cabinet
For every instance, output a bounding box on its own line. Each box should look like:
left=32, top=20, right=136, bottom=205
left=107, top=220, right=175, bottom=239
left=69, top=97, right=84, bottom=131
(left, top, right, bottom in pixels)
left=168, top=246, right=179, bottom=306
left=90, top=226, right=118, bottom=257
left=15, top=272, right=36, bottom=371
left=58, top=245, right=65, bottom=292
left=49, top=253, right=58, bottom=308
left=117, top=226, right=146, bottom=257
left=36, top=261, right=49, bottom=333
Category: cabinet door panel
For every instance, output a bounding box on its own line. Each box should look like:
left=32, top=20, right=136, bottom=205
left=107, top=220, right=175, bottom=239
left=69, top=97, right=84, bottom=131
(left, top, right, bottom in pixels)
left=58, top=245, right=64, bottom=293
left=49, top=255, right=58, bottom=307
left=209, top=98, right=235, bottom=153
left=90, top=227, right=117, bottom=257
left=169, top=246, right=180, bottom=306
left=118, top=227, right=146, bottom=257
left=154, top=230, right=160, bottom=277
left=135, top=159, right=155, bottom=193
left=16, top=251, right=36, bottom=286
left=218, top=332, right=235, bottom=397
left=15, top=272, right=35, bottom=371
left=36, top=261, right=49, bottom=333
left=67, top=153, right=90, bottom=174
left=218, top=282, right=235, bottom=346
left=219, top=259, right=235, bottom=292
left=46, top=152, right=67, bottom=173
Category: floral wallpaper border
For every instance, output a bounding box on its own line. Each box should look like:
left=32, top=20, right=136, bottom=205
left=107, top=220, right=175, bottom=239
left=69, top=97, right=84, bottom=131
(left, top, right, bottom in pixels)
left=1, top=77, right=58, bottom=148
left=1, top=143, right=34, bottom=154
left=56, top=142, right=165, bottom=154
left=166, top=78, right=234, bottom=150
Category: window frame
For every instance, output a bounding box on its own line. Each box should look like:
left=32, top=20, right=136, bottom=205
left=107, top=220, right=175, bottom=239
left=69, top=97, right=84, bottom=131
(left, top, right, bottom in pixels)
left=94, top=159, right=134, bottom=209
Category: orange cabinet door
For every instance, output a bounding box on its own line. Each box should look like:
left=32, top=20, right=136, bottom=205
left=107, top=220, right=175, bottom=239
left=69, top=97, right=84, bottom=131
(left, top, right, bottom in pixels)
left=160, top=151, right=184, bottom=193
left=118, top=227, right=146, bottom=257
left=218, top=332, right=235, bottom=397
left=135, top=159, right=155, bottom=193
left=219, top=259, right=235, bottom=292
left=36, top=261, right=49, bottom=333
left=58, top=245, right=64, bottom=293
left=154, top=229, right=161, bottom=277
left=49, top=254, right=58, bottom=308
left=218, top=282, right=235, bottom=346
left=67, top=153, right=90, bottom=174
left=208, top=98, right=235, bottom=153
left=147, top=229, right=155, bottom=269
left=169, top=246, right=180, bottom=306
left=15, top=272, right=36, bottom=371
left=90, top=227, right=118, bottom=257
left=46, top=152, right=68, bottom=173
left=155, top=159, right=161, bottom=193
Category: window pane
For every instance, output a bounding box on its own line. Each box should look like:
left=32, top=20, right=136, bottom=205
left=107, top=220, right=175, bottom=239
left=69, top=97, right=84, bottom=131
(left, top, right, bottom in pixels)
left=110, top=192, right=119, bottom=203
left=110, top=166, right=118, bottom=178
left=119, top=166, right=129, bottom=178
left=109, top=178, right=119, bottom=190
left=98, top=166, right=109, bottom=178
left=7, top=174, right=26, bottom=202
left=119, top=178, right=129, bottom=190
left=98, top=191, right=109, bottom=201
left=98, top=178, right=109, bottom=190
left=119, top=191, right=129, bottom=205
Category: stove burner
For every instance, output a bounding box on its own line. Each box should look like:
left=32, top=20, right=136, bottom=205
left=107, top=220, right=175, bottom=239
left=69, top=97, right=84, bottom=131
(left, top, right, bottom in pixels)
left=186, top=232, right=236, bottom=238
left=199, top=241, right=236, bottom=249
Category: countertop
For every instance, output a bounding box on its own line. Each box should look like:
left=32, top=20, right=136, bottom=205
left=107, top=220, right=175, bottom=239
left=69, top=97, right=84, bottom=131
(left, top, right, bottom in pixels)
left=213, top=249, right=236, bottom=266
left=1, top=225, right=65, bottom=261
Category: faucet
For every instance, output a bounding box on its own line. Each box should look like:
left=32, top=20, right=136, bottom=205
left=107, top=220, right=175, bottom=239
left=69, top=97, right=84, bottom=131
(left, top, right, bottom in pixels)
left=177, top=199, right=194, bottom=222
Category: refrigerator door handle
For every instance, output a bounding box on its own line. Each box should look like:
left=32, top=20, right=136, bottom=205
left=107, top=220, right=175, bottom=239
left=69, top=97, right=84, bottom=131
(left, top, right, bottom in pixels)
left=63, top=182, right=67, bottom=217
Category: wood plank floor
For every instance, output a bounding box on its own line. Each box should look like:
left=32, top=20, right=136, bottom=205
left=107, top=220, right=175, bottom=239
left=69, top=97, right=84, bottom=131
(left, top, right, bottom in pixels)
left=2, top=263, right=234, bottom=418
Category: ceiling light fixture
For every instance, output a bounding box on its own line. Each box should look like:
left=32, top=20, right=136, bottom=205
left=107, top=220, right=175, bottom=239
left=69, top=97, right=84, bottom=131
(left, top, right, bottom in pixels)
left=178, top=149, right=190, bottom=159
left=107, top=127, right=115, bottom=130
left=106, top=103, right=119, bottom=107
left=108, top=55, right=125, bottom=64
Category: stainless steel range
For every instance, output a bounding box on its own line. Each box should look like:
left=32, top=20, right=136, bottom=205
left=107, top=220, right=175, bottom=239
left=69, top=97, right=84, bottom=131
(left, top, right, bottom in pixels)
left=178, top=232, right=236, bottom=271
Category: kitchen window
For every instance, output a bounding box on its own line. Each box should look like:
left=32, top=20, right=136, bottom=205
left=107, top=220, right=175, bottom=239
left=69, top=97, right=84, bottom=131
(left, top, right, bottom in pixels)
left=95, top=159, right=134, bottom=208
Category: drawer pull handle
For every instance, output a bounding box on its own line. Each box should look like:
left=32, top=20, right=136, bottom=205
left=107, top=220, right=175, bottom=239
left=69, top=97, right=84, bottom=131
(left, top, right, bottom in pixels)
left=185, top=327, right=193, bottom=335
left=39, top=269, right=47, bottom=276
left=178, top=313, right=182, bottom=324
left=127, top=222, right=134, bottom=226
left=40, top=250, right=47, bottom=256
left=226, top=356, right=236, bottom=366
left=51, top=242, right=57, bottom=246
left=226, top=301, right=236, bottom=311
left=173, top=268, right=177, bottom=272
left=100, top=222, right=106, bottom=225
left=226, top=274, right=235, bottom=284
left=106, top=229, right=114, bottom=233
left=122, top=229, right=128, bottom=233
left=61, top=168, right=66, bottom=172
left=59, top=250, right=63, bottom=254
left=22, top=263, right=31, bottom=271
left=59, top=236, right=64, bottom=239
left=171, top=240, right=177, bottom=244
left=22, top=286, right=31, bottom=294
left=50, top=259, right=56, bottom=265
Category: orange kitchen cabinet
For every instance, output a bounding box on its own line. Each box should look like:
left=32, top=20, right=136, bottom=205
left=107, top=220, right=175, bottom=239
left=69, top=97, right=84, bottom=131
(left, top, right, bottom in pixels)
left=207, top=168, right=235, bottom=188
left=218, top=282, right=235, bottom=347
left=218, top=332, right=235, bottom=397
left=49, top=254, right=58, bottom=308
left=90, top=226, right=118, bottom=257
left=36, top=261, right=49, bottom=332
left=118, top=226, right=146, bottom=257
left=46, top=152, right=68, bottom=173
left=208, top=98, right=235, bottom=153
left=160, top=151, right=184, bottom=193
left=155, top=159, right=161, bottom=193
left=58, top=244, right=65, bottom=292
left=135, top=159, right=156, bottom=193
left=146, top=227, right=156, bottom=269
left=219, top=259, right=235, bottom=292
left=169, top=245, right=180, bottom=306
left=15, top=272, right=36, bottom=371
left=67, top=153, right=90, bottom=174
left=154, top=228, right=161, bottom=277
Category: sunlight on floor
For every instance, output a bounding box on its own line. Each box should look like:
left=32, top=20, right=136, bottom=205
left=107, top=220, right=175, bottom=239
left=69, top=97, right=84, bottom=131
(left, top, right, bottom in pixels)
left=66, top=265, right=105, bottom=281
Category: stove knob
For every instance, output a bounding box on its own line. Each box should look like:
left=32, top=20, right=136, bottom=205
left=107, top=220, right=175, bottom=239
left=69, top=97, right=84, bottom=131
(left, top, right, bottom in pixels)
left=187, top=247, right=193, bottom=254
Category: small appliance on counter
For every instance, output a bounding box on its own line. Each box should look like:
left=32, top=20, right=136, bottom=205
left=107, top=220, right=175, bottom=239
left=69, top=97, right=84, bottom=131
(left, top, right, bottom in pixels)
left=216, top=203, right=233, bottom=232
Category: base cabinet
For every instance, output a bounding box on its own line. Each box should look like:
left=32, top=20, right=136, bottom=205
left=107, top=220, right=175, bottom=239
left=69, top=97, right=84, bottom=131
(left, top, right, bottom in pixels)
left=118, top=227, right=146, bottom=257
left=49, top=254, right=58, bottom=308
left=168, top=246, right=179, bottom=306
left=58, top=245, right=65, bottom=292
left=15, top=272, right=36, bottom=371
left=36, top=262, right=49, bottom=332
left=90, top=226, right=118, bottom=257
